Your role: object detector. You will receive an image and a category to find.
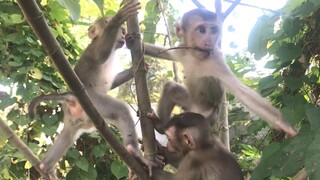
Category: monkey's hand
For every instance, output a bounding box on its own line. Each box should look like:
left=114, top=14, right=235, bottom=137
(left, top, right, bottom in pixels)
left=274, top=120, right=299, bottom=138
left=155, top=142, right=181, bottom=168
left=111, top=0, right=141, bottom=27
left=126, top=144, right=158, bottom=177
left=147, top=110, right=165, bottom=134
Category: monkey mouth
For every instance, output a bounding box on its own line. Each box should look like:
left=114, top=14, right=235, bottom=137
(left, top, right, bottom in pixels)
left=117, top=40, right=125, bottom=48
left=194, top=47, right=214, bottom=54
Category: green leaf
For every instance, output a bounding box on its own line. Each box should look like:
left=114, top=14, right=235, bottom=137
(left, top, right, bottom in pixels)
left=247, top=120, right=267, bottom=134
left=248, top=15, right=275, bottom=59
left=305, top=104, right=320, bottom=131
left=111, top=160, right=128, bottom=179
left=264, top=59, right=281, bottom=69
left=0, top=156, right=11, bottom=171
left=92, top=0, right=104, bottom=16
left=276, top=43, right=302, bottom=63
left=142, top=0, right=161, bottom=44
left=305, top=130, right=320, bottom=180
left=75, top=157, right=89, bottom=172
left=284, top=76, right=303, bottom=91
left=56, top=0, right=80, bottom=22
left=66, top=167, right=79, bottom=180
left=283, top=18, right=302, bottom=38
left=10, top=14, right=23, bottom=24
left=270, top=125, right=313, bottom=177
left=281, top=94, right=307, bottom=107
left=42, top=114, right=59, bottom=126
left=92, top=144, right=107, bottom=158
left=283, top=0, right=305, bottom=14
left=67, top=148, right=81, bottom=159
left=258, top=75, right=282, bottom=95
left=0, top=97, right=16, bottom=109
left=42, top=125, right=58, bottom=136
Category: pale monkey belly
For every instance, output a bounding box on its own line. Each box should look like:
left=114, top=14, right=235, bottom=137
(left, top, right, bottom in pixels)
left=187, top=76, right=222, bottom=118
left=100, top=56, right=116, bottom=91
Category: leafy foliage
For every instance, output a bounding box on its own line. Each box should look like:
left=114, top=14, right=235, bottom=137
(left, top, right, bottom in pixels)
left=248, top=0, right=320, bottom=179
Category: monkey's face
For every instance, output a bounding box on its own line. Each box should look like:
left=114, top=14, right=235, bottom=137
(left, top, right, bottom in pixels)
left=165, top=126, right=189, bottom=155
left=115, top=26, right=126, bottom=49
left=184, top=15, right=220, bottom=58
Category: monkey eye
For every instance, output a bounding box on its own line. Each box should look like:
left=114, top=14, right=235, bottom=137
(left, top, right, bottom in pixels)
left=196, top=26, right=206, bottom=34
left=210, top=26, right=219, bottom=34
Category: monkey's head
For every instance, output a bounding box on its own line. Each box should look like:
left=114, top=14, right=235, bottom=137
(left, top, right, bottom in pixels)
left=175, top=9, right=221, bottom=59
left=88, top=16, right=126, bottom=49
left=164, top=112, right=211, bottom=155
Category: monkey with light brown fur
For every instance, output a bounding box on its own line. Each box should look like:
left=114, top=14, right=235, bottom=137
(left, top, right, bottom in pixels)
left=152, top=112, right=243, bottom=180
left=144, top=8, right=297, bottom=137
left=29, top=1, right=157, bottom=179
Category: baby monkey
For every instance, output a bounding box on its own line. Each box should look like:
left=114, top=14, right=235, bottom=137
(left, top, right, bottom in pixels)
left=29, top=1, right=155, bottom=179
left=152, top=112, right=243, bottom=180
left=144, top=8, right=297, bottom=137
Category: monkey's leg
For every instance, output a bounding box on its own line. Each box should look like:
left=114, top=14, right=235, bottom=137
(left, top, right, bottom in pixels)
left=40, top=126, right=78, bottom=175
left=89, top=92, right=156, bottom=175
left=157, top=81, right=190, bottom=133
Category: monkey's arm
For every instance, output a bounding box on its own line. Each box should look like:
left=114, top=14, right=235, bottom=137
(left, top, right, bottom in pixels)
left=94, top=1, right=141, bottom=63
left=110, top=68, right=133, bottom=90
left=215, top=59, right=297, bottom=137
left=144, top=43, right=174, bottom=60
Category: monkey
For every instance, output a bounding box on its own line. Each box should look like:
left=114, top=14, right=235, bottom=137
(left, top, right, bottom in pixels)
left=143, top=8, right=297, bottom=137
left=151, top=112, right=244, bottom=180
left=28, top=1, right=156, bottom=179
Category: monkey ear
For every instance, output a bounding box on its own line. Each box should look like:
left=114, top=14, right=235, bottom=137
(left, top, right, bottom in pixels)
left=65, top=95, right=78, bottom=107
left=183, top=133, right=196, bottom=149
left=174, top=23, right=183, bottom=39
left=88, top=26, right=98, bottom=39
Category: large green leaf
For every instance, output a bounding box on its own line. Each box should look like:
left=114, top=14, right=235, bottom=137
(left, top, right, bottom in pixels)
left=111, top=160, right=129, bottom=179
left=258, top=75, right=282, bottom=90
left=57, top=0, right=80, bottom=22
left=283, top=0, right=306, bottom=14
left=282, top=18, right=302, bottom=38
left=276, top=43, right=302, bottom=63
left=305, top=104, right=320, bottom=131
left=305, top=130, right=320, bottom=180
left=248, top=15, right=275, bottom=59
left=272, top=127, right=313, bottom=177
left=284, top=76, right=303, bottom=91
left=75, top=157, right=89, bottom=172
left=142, top=0, right=161, bottom=43
left=92, top=0, right=104, bottom=16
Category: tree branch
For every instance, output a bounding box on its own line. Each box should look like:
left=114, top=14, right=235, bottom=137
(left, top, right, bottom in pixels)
left=125, top=0, right=157, bottom=177
left=0, top=118, right=50, bottom=179
left=16, top=0, right=148, bottom=179
left=191, top=0, right=205, bottom=8
left=223, top=0, right=241, bottom=19
left=224, top=0, right=277, bottom=13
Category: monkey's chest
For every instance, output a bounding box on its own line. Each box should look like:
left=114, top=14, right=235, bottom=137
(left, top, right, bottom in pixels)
left=186, top=76, right=224, bottom=108
left=100, top=58, right=116, bottom=89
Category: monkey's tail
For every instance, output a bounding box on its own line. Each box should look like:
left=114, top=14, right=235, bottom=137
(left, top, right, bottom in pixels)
left=28, top=92, right=73, bottom=120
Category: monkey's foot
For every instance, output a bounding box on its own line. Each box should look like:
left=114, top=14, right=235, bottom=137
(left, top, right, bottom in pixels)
left=126, top=144, right=157, bottom=177
left=147, top=110, right=160, bottom=121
